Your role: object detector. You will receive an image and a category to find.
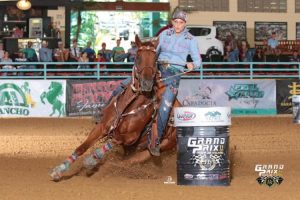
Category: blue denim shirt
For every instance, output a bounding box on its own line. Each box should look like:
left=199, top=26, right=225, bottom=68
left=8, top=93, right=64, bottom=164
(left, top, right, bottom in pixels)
left=157, top=27, right=201, bottom=72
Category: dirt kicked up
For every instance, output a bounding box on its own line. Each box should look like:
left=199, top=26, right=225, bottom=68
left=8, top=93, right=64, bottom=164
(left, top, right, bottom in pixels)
left=0, top=116, right=299, bottom=200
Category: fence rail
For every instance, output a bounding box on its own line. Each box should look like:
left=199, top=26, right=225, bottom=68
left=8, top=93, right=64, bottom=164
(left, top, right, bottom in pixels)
left=1, top=62, right=300, bottom=79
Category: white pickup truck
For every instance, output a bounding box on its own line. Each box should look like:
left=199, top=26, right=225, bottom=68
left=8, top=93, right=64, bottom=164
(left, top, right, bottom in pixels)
left=187, top=25, right=224, bottom=57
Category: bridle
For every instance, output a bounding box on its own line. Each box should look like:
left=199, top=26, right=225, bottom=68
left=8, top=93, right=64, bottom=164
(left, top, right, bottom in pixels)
left=131, top=45, right=157, bottom=92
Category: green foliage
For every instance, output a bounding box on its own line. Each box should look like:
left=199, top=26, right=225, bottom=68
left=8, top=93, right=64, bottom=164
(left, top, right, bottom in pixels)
left=71, top=11, right=97, bottom=49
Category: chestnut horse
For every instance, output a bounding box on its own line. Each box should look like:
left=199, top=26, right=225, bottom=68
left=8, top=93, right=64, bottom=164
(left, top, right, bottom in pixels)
left=50, top=35, right=180, bottom=181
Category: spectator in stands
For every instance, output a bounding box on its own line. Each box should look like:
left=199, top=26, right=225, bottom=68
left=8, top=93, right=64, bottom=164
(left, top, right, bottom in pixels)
left=83, top=41, right=96, bottom=62
left=112, top=39, right=127, bottom=62
left=289, top=49, right=300, bottom=69
left=69, top=39, right=81, bottom=62
left=239, top=40, right=254, bottom=62
left=267, top=32, right=279, bottom=53
left=54, top=41, right=69, bottom=62
left=127, top=41, right=138, bottom=62
left=0, top=43, right=4, bottom=60
left=96, top=52, right=106, bottom=64
left=1, top=51, right=15, bottom=76
left=262, top=39, right=269, bottom=54
left=15, top=51, right=27, bottom=76
left=22, top=41, right=38, bottom=62
left=78, top=52, right=90, bottom=69
left=253, top=48, right=265, bottom=62
left=39, top=41, right=53, bottom=62
left=223, top=44, right=239, bottom=62
left=225, top=32, right=238, bottom=52
left=274, top=48, right=282, bottom=62
left=95, top=52, right=107, bottom=71
left=98, top=42, right=112, bottom=62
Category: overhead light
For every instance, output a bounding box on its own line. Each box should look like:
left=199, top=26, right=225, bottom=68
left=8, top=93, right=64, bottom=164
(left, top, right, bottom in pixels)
left=16, top=0, right=31, bottom=10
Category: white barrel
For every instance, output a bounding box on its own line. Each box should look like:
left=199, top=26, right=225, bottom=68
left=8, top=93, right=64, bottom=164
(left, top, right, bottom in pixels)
left=174, top=107, right=231, bottom=127
left=292, top=95, right=300, bottom=124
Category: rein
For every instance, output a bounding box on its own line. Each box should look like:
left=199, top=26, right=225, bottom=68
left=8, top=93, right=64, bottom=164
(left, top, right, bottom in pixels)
left=159, top=70, right=192, bottom=82
left=156, top=61, right=193, bottom=82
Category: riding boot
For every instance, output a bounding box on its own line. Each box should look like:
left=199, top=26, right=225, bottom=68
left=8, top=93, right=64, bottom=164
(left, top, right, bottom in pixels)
left=148, top=119, right=161, bottom=156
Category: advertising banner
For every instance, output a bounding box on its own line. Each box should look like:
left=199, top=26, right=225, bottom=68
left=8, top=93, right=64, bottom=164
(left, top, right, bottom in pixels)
left=177, top=79, right=276, bottom=115
left=174, top=107, right=231, bottom=127
left=67, top=80, right=123, bottom=116
left=276, top=80, right=300, bottom=114
left=0, top=80, right=66, bottom=117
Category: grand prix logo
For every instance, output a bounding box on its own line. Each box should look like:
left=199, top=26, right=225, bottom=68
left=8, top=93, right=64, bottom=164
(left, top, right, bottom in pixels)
left=255, top=164, right=284, bottom=187
left=176, top=111, right=196, bottom=121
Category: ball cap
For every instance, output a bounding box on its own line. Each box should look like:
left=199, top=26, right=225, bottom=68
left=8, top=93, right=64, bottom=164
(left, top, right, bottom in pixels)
left=172, top=10, right=187, bottom=22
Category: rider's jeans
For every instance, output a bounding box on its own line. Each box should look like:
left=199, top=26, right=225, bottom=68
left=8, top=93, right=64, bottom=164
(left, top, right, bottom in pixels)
left=156, top=65, right=181, bottom=140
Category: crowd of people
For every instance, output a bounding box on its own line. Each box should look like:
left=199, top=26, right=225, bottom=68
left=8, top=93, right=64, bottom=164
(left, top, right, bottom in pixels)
left=1, top=30, right=300, bottom=76
left=221, top=32, right=300, bottom=63
left=0, top=38, right=138, bottom=74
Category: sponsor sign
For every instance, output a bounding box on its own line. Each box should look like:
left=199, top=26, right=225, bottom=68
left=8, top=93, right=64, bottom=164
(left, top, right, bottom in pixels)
left=67, top=80, right=122, bottom=116
left=255, top=164, right=284, bottom=187
left=174, top=107, right=231, bottom=127
left=276, top=80, right=300, bottom=114
left=0, top=80, right=66, bottom=117
left=178, top=80, right=276, bottom=115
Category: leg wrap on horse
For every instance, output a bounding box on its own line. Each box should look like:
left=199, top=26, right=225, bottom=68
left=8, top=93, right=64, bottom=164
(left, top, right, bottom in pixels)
left=83, top=142, right=113, bottom=170
left=50, top=152, right=78, bottom=181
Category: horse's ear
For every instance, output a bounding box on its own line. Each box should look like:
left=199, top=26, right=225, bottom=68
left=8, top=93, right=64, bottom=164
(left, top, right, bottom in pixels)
left=135, top=34, right=142, bottom=48
left=151, top=36, right=159, bottom=49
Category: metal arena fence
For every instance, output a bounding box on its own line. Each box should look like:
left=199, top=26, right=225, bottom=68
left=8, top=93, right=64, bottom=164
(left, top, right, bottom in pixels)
left=0, top=62, right=300, bottom=80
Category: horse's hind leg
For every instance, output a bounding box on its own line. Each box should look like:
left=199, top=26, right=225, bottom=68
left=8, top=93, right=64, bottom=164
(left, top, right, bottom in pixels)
left=124, top=136, right=175, bottom=166
left=125, top=150, right=152, bottom=165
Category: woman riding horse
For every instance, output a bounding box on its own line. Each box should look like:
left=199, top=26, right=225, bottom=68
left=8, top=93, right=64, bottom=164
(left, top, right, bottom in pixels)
left=108, top=10, right=202, bottom=156
left=50, top=10, right=201, bottom=181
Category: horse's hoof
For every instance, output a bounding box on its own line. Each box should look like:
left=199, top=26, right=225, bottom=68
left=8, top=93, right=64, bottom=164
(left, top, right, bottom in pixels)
left=49, top=168, right=62, bottom=182
left=83, top=155, right=98, bottom=170
left=49, top=163, right=67, bottom=181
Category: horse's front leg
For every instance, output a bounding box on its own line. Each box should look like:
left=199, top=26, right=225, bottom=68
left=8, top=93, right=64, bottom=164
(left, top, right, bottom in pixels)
left=49, top=123, right=111, bottom=181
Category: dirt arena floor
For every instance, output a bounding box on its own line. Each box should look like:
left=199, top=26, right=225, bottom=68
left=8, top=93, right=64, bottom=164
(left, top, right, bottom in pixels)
left=0, top=116, right=299, bottom=200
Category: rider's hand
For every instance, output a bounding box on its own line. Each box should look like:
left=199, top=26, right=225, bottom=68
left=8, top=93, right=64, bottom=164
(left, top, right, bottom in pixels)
left=186, top=62, right=194, bottom=71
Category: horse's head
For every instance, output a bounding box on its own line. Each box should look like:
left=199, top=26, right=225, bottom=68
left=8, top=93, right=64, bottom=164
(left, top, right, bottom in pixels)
left=133, top=35, right=159, bottom=92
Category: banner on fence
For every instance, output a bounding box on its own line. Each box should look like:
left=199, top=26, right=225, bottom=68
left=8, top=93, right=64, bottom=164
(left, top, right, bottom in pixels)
left=178, top=79, right=276, bottom=115
left=67, top=80, right=123, bottom=116
left=0, top=80, right=66, bottom=117
left=276, top=80, right=300, bottom=114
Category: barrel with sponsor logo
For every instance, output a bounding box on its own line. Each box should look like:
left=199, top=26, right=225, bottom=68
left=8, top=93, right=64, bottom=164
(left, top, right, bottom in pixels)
left=174, top=107, right=231, bottom=186
left=292, top=95, right=300, bottom=124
